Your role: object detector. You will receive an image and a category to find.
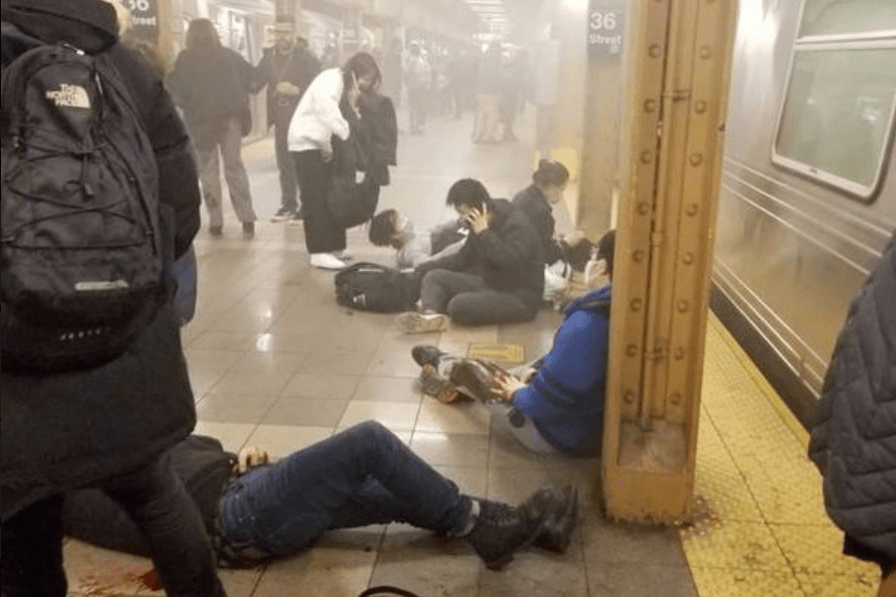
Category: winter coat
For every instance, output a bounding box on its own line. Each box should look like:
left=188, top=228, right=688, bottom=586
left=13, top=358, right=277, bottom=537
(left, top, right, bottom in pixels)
left=0, top=0, right=201, bottom=522
left=358, top=91, right=398, bottom=185
left=417, top=199, right=545, bottom=313
left=255, top=43, right=320, bottom=129
left=513, top=286, right=611, bottom=453
left=512, top=184, right=563, bottom=265
left=808, top=230, right=896, bottom=563
left=168, top=43, right=256, bottom=148
left=288, top=67, right=349, bottom=155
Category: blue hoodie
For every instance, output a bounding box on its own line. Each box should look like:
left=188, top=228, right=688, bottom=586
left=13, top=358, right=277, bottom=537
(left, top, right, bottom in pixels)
left=512, top=285, right=611, bottom=453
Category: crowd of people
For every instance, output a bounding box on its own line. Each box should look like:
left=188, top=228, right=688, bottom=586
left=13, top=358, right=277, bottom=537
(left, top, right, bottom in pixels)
left=2, top=3, right=892, bottom=597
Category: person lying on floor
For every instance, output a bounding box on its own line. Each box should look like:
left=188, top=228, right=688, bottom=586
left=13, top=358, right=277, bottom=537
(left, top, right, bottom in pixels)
left=368, top=208, right=467, bottom=269
left=62, top=421, right=578, bottom=571
left=411, top=229, right=615, bottom=456
left=395, top=178, right=544, bottom=333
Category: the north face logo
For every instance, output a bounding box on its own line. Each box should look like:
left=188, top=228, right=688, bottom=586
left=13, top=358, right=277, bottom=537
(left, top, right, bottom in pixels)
left=45, top=83, right=90, bottom=109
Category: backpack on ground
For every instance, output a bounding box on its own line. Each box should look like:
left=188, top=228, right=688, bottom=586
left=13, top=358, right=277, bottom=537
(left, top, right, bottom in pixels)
left=1, top=23, right=166, bottom=371
left=334, top=262, right=420, bottom=313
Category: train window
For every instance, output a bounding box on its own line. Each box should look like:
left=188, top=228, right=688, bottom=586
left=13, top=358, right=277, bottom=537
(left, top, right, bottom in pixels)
left=798, top=0, right=896, bottom=38
left=773, top=0, right=896, bottom=201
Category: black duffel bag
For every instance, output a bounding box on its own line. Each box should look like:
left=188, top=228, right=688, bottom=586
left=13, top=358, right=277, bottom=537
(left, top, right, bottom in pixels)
left=335, top=262, right=420, bottom=313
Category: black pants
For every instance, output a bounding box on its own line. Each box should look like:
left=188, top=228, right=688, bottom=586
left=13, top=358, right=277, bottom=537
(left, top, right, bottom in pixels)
left=420, top=269, right=537, bottom=325
left=274, top=121, right=298, bottom=212
left=293, top=150, right=346, bottom=254
left=1, top=454, right=223, bottom=597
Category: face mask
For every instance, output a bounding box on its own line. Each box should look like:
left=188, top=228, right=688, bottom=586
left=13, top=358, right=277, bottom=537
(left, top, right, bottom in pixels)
left=396, top=217, right=414, bottom=239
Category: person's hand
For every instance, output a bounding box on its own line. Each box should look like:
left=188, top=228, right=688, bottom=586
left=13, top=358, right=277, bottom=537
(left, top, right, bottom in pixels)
left=493, top=371, right=527, bottom=402
left=276, top=81, right=299, bottom=95
left=464, top=206, right=490, bottom=234
left=519, top=367, right=539, bottom=384
left=238, top=446, right=271, bottom=473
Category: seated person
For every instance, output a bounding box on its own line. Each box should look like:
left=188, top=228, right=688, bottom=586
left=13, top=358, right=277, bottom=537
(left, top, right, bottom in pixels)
left=396, top=178, right=544, bottom=333
left=411, top=229, right=615, bottom=456
left=368, top=208, right=467, bottom=269
left=62, top=421, right=578, bottom=571
left=512, top=159, right=594, bottom=274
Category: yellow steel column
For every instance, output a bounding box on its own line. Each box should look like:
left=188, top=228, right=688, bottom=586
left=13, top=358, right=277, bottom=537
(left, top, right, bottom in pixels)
left=601, top=0, right=737, bottom=522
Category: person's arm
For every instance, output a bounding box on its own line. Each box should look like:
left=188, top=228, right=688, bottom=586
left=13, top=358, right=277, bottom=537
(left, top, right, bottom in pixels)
left=473, top=209, right=539, bottom=273
left=415, top=235, right=471, bottom=277
left=311, top=69, right=350, bottom=140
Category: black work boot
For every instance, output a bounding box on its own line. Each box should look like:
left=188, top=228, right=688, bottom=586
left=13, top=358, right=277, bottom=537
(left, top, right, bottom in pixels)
left=411, top=344, right=446, bottom=368
left=523, top=485, right=579, bottom=553
left=465, top=493, right=548, bottom=570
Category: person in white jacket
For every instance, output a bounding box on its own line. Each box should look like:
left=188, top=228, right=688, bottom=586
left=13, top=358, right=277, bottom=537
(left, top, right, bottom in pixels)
left=288, top=52, right=381, bottom=270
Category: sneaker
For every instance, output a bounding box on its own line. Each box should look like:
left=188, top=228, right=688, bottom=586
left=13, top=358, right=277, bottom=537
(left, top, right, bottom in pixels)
left=242, top=222, right=255, bottom=239
left=420, top=364, right=459, bottom=403
left=449, top=359, right=507, bottom=403
left=287, top=212, right=304, bottom=226
left=523, top=485, right=578, bottom=553
left=334, top=249, right=353, bottom=262
left=270, top=207, right=295, bottom=222
left=309, top=253, right=346, bottom=270
left=411, top=345, right=447, bottom=368
left=465, top=494, right=547, bottom=570
left=396, top=311, right=449, bottom=334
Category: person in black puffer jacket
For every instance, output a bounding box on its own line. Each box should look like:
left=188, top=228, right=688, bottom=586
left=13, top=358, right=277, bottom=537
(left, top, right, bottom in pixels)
left=808, top=230, right=896, bottom=597
left=0, top=1, right=222, bottom=595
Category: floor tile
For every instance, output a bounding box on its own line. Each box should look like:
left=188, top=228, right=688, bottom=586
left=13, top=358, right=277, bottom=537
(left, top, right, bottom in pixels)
left=195, top=392, right=278, bottom=424
left=415, top=398, right=491, bottom=435
left=261, top=398, right=349, bottom=427
left=352, top=375, right=421, bottom=402
left=410, top=431, right=490, bottom=468
left=585, top=562, right=699, bottom=597
left=280, top=372, right=361, bottom=400
left=193, top=421, right=257, bottom=452
left=337, top=400, right=422, bottom=432
left=251, top=547, right=375, bottom=597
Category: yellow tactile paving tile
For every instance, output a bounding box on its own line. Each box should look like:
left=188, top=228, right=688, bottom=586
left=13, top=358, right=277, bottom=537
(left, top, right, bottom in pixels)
left=680, top=315, right=880, bottom=596
left=466, top=342, right=526, bottom=363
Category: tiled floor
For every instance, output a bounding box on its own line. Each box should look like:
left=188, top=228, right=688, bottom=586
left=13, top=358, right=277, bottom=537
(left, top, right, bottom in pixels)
left=60, top=108, right=879, bottom=596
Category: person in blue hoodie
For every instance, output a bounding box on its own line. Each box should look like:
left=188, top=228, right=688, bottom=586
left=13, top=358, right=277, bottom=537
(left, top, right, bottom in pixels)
left=412, top=229, right=615, bottom=455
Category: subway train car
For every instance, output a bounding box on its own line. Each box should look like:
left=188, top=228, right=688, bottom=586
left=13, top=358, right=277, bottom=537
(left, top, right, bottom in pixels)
left=711, top=0, right=896, bottom=427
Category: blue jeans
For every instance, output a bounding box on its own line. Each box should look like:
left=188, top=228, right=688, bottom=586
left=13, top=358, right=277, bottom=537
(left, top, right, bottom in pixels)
left=217, top=421, right=472, bottom=556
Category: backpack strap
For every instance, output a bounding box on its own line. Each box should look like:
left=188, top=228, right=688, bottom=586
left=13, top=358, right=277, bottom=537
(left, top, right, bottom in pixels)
left=358, top=587, right=421, bottom=597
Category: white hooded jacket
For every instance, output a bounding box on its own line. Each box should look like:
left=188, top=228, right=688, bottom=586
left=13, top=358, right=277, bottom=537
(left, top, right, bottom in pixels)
left=287, top=67, right=349, bottom=155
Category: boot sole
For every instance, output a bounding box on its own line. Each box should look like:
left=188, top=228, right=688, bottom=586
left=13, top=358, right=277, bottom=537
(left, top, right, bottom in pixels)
left=449, top=360, right=506, bottom=403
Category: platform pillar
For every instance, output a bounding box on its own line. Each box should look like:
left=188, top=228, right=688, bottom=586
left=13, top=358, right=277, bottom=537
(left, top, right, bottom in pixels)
left=601, top=0, right=738, bottom=523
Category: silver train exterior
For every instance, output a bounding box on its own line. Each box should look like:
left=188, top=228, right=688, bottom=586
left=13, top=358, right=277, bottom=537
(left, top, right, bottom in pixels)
left=710, top=0, right=896, bottom=426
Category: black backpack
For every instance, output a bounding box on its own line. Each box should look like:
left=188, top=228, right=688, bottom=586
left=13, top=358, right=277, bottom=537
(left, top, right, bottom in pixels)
left=334, top=262, right=420, bottom=313
left=1, top=24, right=166, bottom=371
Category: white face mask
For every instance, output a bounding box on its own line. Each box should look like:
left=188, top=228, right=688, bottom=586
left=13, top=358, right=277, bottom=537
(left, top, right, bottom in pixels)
left=393, top=216, right=415, bottom=245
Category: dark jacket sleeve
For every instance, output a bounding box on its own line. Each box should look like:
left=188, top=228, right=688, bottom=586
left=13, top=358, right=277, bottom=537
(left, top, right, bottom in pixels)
left=111, top=45, right=200, bottom=257
left=808, top=230, right=896, bottom=562
left=513, top=186, right=561, bottom=264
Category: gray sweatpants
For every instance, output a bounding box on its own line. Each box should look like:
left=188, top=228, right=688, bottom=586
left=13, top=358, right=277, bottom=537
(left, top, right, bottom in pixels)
left=195, top=116, right=256, bottom=227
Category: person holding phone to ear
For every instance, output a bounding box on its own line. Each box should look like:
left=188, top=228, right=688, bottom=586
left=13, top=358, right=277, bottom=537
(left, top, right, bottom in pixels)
left=396, top=178, right=544, bottom=333
left=288, top=52, right=381, bottom=270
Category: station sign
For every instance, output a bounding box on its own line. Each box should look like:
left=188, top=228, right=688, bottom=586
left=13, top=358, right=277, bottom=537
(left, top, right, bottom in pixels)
left=588, top=6, right=625, bottom=58
left=124, top=0, right=159, bottom=43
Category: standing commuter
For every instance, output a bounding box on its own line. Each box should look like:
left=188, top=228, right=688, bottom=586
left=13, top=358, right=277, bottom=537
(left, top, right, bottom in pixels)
left=256, top=18, right=320, bottom=224
left=808, top=230, right=896, bottom=597
left=168, top=18, right=258, bottom=239
left=0, top=1, right=223, bottom=595
left=288, top=52, right=383, bottom=270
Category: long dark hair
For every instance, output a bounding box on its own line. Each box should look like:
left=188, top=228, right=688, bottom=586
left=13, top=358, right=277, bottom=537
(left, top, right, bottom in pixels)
left=342, top=52, right=382, bottom=93
left=185, top=19, right=220, bottom=51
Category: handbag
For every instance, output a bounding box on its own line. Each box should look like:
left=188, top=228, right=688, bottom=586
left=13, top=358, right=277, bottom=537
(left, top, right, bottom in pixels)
left=327, top=127, right=380, bottom=228
left=327, top=172, right=379, bottom=228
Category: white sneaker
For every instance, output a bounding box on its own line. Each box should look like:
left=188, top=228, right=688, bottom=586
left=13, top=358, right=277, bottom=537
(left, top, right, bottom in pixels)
left=310, top=253, right=347, bottom=270
left=396, top=311, right=449, bottom=334
left=334, top=249, right=353, bottom=262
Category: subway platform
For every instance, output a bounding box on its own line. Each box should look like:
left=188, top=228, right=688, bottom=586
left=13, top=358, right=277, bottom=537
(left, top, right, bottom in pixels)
left=60, top=107, right=878, bottom=597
